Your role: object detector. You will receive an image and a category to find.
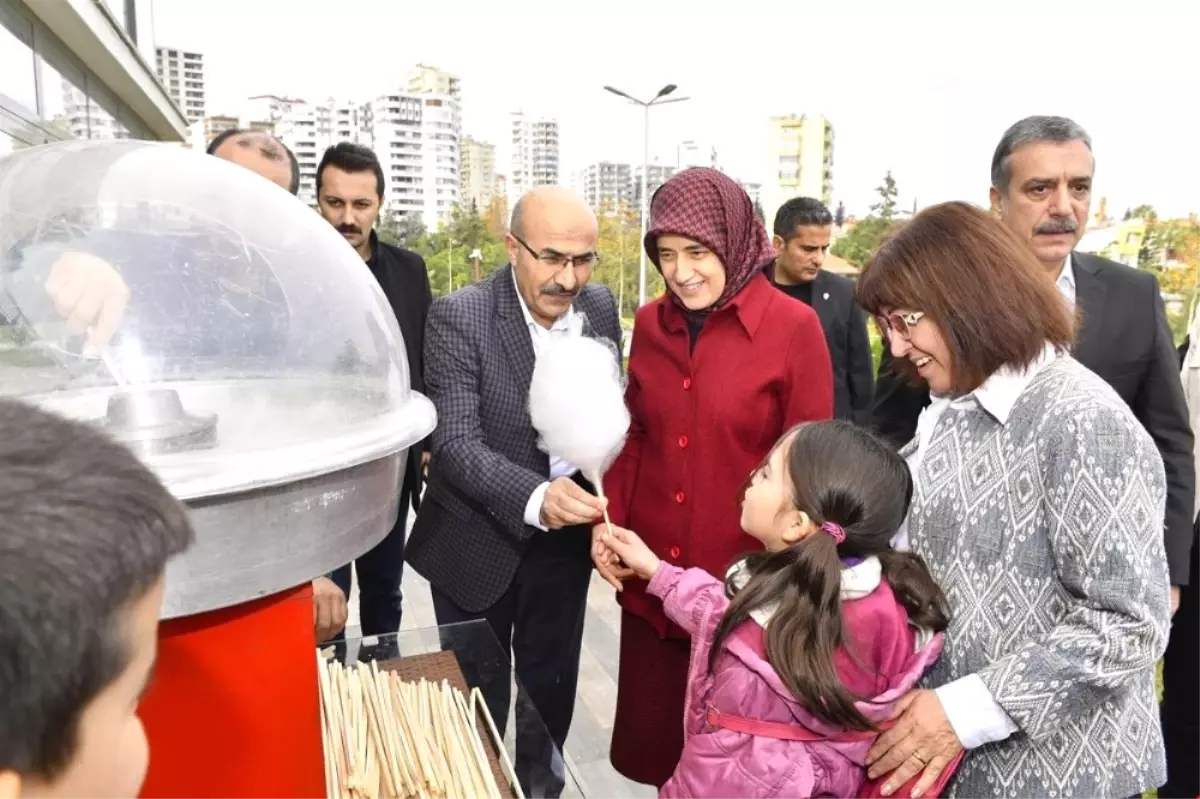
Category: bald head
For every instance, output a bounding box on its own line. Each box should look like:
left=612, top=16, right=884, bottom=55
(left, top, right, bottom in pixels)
left=506, top=186, right=599, bottom=329
left=208, top=130, right=299, bottom=194
left=509, top=186, right=597, bottom=240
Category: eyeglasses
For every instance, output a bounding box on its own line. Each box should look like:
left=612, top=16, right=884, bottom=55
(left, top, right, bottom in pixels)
left=875, top=310, right=925, bottom=341
left=513, top=234, right=599, bottom=270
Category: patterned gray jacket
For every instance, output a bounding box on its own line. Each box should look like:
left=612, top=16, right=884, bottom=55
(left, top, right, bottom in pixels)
left=903, top=355, right=1171, bottom=798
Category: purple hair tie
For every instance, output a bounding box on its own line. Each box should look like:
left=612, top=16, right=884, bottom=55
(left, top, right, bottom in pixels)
left=820, top=521, right=846, bottom=544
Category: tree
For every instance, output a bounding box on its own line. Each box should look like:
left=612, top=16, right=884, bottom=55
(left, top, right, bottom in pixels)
left=594, top=205, right=658, bottom=321
left=753, top=199, right=766, bottom=226
left=870, top=170, right=900, bottom=221
left=834, top=201, right=846, bottom=228
left=485, top=195, right=508, bottom=239
left=831, top=172, right=905, bottom=268
left=446, top=202, right=488, bottom=253
left=1145, top=215, right=1200, bottom=344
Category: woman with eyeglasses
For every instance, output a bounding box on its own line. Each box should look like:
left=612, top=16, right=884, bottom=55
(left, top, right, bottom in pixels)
left=595, top=168, right=834, bottom=788
left=855, top=201, right=1170, bottom=799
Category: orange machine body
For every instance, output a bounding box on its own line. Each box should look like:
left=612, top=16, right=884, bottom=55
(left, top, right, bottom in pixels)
left=137, top=583, right=325, bottom=798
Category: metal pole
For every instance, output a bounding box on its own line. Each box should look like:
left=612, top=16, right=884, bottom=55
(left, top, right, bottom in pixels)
left=639, top=103, right=650, bottom=307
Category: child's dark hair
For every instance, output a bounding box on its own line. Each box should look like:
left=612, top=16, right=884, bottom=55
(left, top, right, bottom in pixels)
left=710, top=420, right=949, bottom=732
left=0, top=399, right=194, bottom=779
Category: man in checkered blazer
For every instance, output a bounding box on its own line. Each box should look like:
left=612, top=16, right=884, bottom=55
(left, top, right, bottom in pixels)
left=407, top=187, right=621, bottom=798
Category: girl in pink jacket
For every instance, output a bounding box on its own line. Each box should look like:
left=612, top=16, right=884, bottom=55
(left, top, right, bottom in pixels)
left=600, top=420, right=950, bottom=799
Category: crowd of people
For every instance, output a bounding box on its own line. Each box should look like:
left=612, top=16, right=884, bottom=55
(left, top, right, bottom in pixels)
left=0, top=113, right=1196, bottom=799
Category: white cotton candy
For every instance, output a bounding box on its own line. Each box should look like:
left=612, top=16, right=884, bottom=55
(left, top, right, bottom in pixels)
left=528, top=333, right=630, bottom=493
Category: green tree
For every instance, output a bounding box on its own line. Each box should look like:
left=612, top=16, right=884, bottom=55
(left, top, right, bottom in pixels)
left=834, top=201, right=846, bottom=228
left=593, top=206, right=659, bottom=321
left=831, top=172, right=904, bottom=268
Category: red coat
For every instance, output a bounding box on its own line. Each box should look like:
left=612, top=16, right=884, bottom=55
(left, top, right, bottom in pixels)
left=604, top=274, right=834, bottom=638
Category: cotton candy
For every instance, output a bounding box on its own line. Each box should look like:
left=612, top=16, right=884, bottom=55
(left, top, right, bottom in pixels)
left=528, top=332, right=629, bottom=493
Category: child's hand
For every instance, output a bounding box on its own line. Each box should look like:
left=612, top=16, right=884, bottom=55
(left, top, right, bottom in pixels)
left=600, top=525, right=661, bottom=580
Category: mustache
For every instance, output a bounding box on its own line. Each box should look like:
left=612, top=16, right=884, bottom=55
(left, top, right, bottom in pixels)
left=337, top=224, right=362, bottom=235
left=540, top=283, right=578, bottom=298
left=1034, top=218, right=1078, bottom=235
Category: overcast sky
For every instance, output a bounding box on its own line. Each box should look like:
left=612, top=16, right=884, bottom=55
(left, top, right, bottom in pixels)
left=152, top=0, right=1199, bottom=217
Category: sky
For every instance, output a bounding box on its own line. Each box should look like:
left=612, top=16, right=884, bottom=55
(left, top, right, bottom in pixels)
left=152, top=0, right=1199, bottom=218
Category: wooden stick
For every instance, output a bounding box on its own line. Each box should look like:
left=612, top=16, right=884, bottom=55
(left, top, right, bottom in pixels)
left=449, top=686, right=492, bottom=799
left=317, top=656, right=338, bottom=799
left=358, top=665, right=398, bottom=798
left=372, top=666, right=414, bottom=797
left=470, top=687, right=525, bottom=799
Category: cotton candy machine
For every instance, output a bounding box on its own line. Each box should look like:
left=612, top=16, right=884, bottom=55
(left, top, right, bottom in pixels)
left=0, top=139, right=438, bottom=798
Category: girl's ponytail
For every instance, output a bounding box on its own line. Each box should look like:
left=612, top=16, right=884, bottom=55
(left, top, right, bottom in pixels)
left=711, top=526, right=879, bottom=732
left=877, top=549, right=950, bottom=632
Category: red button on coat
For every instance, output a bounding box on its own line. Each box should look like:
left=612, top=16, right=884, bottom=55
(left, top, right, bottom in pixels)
left=675, top=490, right=686, bottom=504
left=669, top=546, right=681, bottom=559
left=678, top=435, right=688, bottom=449
left=682, top=377, right=692, bottom=390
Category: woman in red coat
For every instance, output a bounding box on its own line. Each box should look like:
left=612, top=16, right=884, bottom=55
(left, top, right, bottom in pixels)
left=598, top=167, right=834, bottom=786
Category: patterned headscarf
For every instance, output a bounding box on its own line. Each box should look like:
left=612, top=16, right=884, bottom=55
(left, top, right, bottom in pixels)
left=645, top=167, right=775, bottom=312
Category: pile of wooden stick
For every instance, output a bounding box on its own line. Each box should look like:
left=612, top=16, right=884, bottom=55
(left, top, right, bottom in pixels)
left=317, top=657, right=515, bottom=799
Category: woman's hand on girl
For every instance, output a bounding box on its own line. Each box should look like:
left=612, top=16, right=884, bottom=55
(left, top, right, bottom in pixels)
left=866, top=689, right=964, bottom=798
left=598, top=525, right=661, bottom=581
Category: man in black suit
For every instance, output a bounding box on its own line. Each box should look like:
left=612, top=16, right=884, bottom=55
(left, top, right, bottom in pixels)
left=767, top=197, right=873, bottom=423
left=407, top=186, right=619, bottom=798
left=313, top=143, right=433, bottom=644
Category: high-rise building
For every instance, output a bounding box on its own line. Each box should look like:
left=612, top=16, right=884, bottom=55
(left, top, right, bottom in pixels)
left=185, top=114, right=275, bottom=151
left=275, top=86, right=461, bottom=230
left=154, top=46, right=206, bottom=123
left=632, top=163, right=677, bottom=210
left=243, top=94, right=304, bottom=127
left=2, top=0, right=185, bottom=154
left=508, top=111, right=560, bottom=207
left=61, top=83, right=131, bottom=141
left=582, top=162, right=634, bottom=214
left=406, top=65, right=461, bottom=99
left=762, top=114, right=834, bottom=226
left=739, top=181, right=763, bottom=209
left=460, top=137, right=496, bottom=213
left=677, top=140, right=719, bottom=171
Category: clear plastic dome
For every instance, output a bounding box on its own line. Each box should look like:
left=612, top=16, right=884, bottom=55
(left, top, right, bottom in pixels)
left=0, top=139, right=436, bottom=501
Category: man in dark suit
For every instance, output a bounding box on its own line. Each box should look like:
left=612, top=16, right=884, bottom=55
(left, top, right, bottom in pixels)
left=313, top=143, right=433, bottom=644
left=767, top=197, right=873, bottom=423
left=406, top=186, right=619, bottom=798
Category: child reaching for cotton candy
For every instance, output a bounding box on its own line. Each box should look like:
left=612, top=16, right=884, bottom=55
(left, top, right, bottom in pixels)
left=596, top=420, right=958, bottom=799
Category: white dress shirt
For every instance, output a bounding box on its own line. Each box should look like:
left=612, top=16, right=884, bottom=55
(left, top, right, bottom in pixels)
left=892, top=343, right=1060, bottom=750
left=1056, top=254, right=1077, bottom=308
left=514, top=271, right=581, bottom=530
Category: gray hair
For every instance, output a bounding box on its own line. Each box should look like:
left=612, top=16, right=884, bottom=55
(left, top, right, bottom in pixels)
left=990, top=115, right=1093, bottom=193
left=509, top=196, right=525, bottom=238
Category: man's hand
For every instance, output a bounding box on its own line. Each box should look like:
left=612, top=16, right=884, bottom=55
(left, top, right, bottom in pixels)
left=44, top=251, right=129, bottom=352
left=591, top=523, right=636, bottom=591
left=312, top=576, right=348, bottom=643
left=539, top=477, right=606, bottom=529
left=867, top=689, right=964, bottom=797
left=1170, top=585, right=1181, bottom=616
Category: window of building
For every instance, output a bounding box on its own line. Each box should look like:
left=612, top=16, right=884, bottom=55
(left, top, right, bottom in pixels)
left=0, top=7, right=37, bottom=113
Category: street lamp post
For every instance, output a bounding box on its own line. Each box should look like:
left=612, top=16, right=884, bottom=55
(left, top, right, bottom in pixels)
left=603, top=83, right=690, bottom=307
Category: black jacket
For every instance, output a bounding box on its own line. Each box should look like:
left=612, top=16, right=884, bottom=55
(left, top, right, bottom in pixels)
left=767, top=265, right=874, bottom=424
left=871, top=251, right=1196, bottom=585
left=366, top=232, right=433, bottom=512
